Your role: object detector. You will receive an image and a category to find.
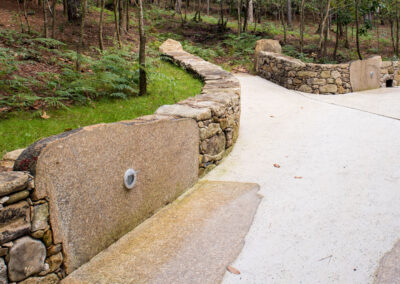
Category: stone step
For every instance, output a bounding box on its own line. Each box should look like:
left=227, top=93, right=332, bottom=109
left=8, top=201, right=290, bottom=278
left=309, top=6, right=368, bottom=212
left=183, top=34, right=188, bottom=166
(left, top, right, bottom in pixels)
left=62, top=181, right=262, bottom=284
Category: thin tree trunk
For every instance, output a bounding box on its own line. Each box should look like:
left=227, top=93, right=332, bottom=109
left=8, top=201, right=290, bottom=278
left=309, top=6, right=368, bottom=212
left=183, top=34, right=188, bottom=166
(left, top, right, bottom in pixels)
left=16, top=0, right=25, bottom=33
left=333, top=10, right=339, bottom=59
left=126, top=0, right=129, bottom=31
left=207, top=0, right=209, bottom=15
left=390, top=19, right=396, bottom=54
left=51, top=0, right=57, bottom=38
left=76, top=0, right=87, bottom=71
left=344, top=24, right=349, bottom=48
left=113, top=0, right=122, bottom=48
left=318, top=0, right=330, bottom=51
left=396, top=0, right=399, bottom=56
left=99, top=0, right=105, bottom=50
left=280, top=2, right=287, bottom=44
left=287, top=0, right=291, bottom=27
left=300, top=0, right=305, bottom=53
left=237, top=0, right=241, bottom=35
left=248, top=0, right=253, bottom=23
left=43, top=0, right=49, bottom=38
left=22, top=0, right=31, bottom=33
left=355, top=0, right=362, bottom=59
left=138, top=0, right=147, bottom=95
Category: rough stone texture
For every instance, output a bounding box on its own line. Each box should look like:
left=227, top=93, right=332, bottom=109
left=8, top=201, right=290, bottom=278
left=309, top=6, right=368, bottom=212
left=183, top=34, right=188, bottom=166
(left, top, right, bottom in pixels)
left=19, top=274, right=59, bottom=284
left=374, top=239, right=400, bottom=284
left=31, top=203, right=49, bottom=232
left=0, top=172, right=30, bottom=197
left=2, top=149, right=24, bottom=161
left=159, top=38, right=184, bottom=54
left=256, top=51, right=351, bottom=94
left=256, top=42, right=400, bottom=94
left=62, top=181, right=262, bottom=284
left=0, top=201, right=30, bottom=244
left=4, top=190, right=29, bottom=206
left=34, top=119, right=199, bottom=273
left=255, top=40, right=282, bottom=71
left=156, top=104, right=212, bottom=120
left=350, top=56, right=382, bottom=92
left=0, top=258, right=7, bottom=284
left=8, top=236, right=46, bottom=282
left=45, top=252, right=63, bottom=273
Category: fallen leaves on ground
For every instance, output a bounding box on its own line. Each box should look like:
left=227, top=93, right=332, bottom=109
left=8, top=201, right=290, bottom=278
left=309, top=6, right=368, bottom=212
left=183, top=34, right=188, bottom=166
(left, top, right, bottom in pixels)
left=294, top=176, right=303, bottom=179
left=226, top=265, right=241, bottom=275
left=273, top=164, right=280, bottom=168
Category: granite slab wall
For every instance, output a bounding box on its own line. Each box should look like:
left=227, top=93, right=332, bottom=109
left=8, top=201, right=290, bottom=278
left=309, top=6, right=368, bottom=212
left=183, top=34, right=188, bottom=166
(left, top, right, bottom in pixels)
left=256, top=51, right=400, bottom=94
left=0, top=39, right=241, bottom=283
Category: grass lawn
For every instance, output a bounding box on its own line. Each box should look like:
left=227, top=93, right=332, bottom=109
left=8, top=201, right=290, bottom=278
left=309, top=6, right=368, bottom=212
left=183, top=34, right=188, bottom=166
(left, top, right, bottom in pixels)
left=0, top=60, right=202, bottom=156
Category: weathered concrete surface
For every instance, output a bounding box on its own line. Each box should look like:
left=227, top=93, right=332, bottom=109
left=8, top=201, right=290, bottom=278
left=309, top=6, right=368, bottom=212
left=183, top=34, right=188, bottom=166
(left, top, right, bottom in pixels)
left=350, top=56, right=382, bottom=92
left=62, top=181, right=261, bottom=284
left=34, top=118, right=199, bottom=274
left=159, top=38, right=184, bottom=54
left=301, top=87, right=400, bottom=120
left=204, top=75, right=400, bottom=283
left=374, top=239, right=400, bottom=283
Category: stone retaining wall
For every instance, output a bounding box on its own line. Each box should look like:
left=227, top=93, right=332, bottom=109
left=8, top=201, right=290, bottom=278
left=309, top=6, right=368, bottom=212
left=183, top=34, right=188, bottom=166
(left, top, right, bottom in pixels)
left=256, top=51, right=352, bottom=94
left=256, top=45, right=400, bottom=94
left=0, top=39, right=240, bottom=283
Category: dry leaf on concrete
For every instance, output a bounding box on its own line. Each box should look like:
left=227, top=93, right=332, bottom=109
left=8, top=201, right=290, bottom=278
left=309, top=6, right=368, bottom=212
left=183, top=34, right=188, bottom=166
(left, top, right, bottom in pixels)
left=227, top=265, right=241, bottom=275
left=273, top=164, right=280, bottom=168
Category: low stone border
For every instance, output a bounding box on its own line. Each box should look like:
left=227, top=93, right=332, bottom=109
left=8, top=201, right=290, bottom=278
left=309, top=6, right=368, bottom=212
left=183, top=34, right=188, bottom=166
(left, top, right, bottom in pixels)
left=255, top=39, right=400, bottom=94
left=157, top=39, right=241, bottom=176
left=0, top=39, right=240, bottom=283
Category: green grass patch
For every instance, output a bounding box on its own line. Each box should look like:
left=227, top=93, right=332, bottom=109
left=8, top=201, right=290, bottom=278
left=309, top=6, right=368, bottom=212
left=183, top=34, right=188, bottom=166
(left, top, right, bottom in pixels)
left=0, top=60, right=202, bottom=156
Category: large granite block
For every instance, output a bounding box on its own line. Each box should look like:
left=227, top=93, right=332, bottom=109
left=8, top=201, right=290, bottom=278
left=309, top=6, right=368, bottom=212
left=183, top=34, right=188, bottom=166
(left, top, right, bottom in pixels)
left=350, top=56, right=382, bottom=92
left=34, top=118, right=199, bottom=273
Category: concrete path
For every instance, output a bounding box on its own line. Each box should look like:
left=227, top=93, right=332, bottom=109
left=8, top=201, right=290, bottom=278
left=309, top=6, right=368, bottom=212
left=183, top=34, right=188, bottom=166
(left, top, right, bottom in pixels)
left=204, top=75, right=400, bottom=284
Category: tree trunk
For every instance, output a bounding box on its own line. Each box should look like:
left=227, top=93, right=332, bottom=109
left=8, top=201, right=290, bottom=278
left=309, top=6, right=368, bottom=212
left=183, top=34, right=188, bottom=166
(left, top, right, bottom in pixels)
left=355, top=0, right=362, bottom=59
left=207, top=0, right=209, bottom=15
left=287, top=0, right=291, bottom=27
left=300, top=0, right=305, bottom=53
left=280, top=2, right=287, bottom=44
left=396, top=0, right=399, bottom=56
left=237, top=0, right=241, bottom=35
left=247, top=0, right=253, bottom=23
left=138, top=0, right=147, bottom=96
left=43, top=0, right=49, bottom=37
left=333, top=10, right=339, bottom=59
left=51, top=0, right=57, bottom=38
left=76, top=0, right=87, bottom=71
left=119, top=0, right=126, bottom=35
left=113, top=0, right=122, bottom=48
left=99, top=0, right=105, bottom=50
left=67, top=0, right=81, bottom=23
left=126, top=0, right=129, bottom=31
left=175, top=0, right=182, bottom=13
left=318, top=0, right=330, bottom=51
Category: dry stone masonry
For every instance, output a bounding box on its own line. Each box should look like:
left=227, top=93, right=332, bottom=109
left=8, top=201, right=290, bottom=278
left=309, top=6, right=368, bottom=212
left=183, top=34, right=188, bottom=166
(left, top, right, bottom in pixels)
left=0, top=171, right=63, bottom=283
left=157, top=39, right=241, bottom=176
left=255, top=39, right=400, bottom=94
left=0, top=39, right=241, bottom=282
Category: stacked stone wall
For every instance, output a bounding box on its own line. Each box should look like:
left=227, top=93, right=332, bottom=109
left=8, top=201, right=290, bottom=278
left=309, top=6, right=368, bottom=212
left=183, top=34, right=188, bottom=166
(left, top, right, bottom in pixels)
left=257, top=51, right=352, bottom=94
left=0, top=168, right=63, bottom=283
left=380, top=60, right=400, bottom=87
left=256, top=51, right=400, bottom=94
left=0, top=39, right=240, bottom=282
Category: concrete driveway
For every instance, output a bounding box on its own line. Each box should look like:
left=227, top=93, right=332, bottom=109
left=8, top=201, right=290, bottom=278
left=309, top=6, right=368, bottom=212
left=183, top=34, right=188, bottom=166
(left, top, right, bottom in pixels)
left=204, top=75, right=400, bottom=284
